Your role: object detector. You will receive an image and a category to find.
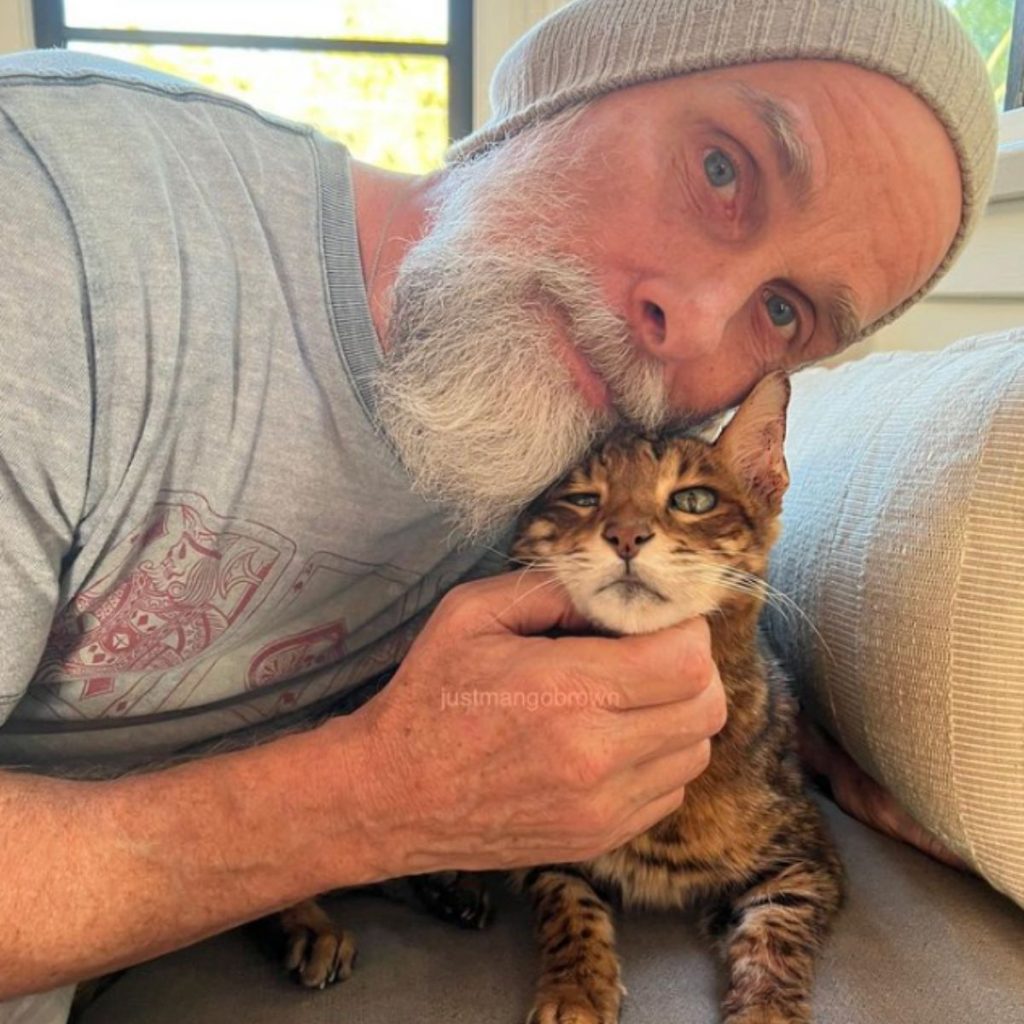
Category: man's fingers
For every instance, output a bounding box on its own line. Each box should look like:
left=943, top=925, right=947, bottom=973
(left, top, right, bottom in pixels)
left=610, top=617, right=716, bottom=706
left=604, top=746, right=712, bottom=848
left=453, top=575, right=717, bottom=708
left=545, top=617, right=717, bottom=708
left=458, top=571, right=594, bottom=635
left=609, top=786, right=688, bottom=848
left=629, top=743, right=713, bottom=802
left=612, top=682, right=727, bottom=764
left=797, top=715, right=973, bottom=874
left=441, top=576, right=718, bottom=710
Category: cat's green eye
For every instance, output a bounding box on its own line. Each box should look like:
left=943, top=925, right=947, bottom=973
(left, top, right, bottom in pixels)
left=562, top=493, right=600, bottom=509
left=670, top=487, right=718, bottom=514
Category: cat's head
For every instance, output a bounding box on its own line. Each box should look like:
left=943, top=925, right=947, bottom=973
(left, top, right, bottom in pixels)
left=510, top=372, right=791, bottom=635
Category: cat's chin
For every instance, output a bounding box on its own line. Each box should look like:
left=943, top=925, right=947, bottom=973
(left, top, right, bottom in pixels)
left=574, top=587, right=721, bottom=636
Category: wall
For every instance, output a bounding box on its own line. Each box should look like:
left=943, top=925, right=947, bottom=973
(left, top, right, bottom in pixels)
left=0, top=0, right=32, bottom=53
left=473, top=0, right=569, bottom=128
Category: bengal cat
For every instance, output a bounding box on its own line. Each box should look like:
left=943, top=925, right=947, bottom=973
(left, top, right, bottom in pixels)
left=276, top=371, right=842, bottom=1022
left=507, top=371, right=844, bottom=1024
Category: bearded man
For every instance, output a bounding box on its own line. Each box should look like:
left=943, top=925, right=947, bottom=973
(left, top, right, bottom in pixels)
left=0, top=0, right=1000, bottom=1021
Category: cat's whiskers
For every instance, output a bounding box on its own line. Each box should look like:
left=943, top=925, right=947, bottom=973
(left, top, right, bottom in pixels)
left=477, top=542, right=518, bottom=564
left=668, top=557, right=835, bottom=664
left=565, top=550, right=781, bottom=628
left=503, top=569, right=568, bottom=616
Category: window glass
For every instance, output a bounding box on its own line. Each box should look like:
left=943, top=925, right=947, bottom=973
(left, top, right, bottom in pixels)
left=943, top=0, right=1017, bottom=107
left=69, top=42, right=449, bottom=173
left=63, top=0, right=448, bottom=45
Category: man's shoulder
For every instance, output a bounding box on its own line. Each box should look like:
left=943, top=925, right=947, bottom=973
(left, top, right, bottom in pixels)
left=0, top=48, right=313, bottom=140
left=0, top=48, right=336, bottom=249
left=0, top=48, right=203, bottom=91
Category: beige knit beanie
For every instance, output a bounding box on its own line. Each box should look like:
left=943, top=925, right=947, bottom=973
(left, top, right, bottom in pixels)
left=448, top=0, right=1000, bottom=337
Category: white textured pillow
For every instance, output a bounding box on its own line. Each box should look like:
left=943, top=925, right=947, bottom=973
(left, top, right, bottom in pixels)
left=765, top=330, right=1024, bottom=908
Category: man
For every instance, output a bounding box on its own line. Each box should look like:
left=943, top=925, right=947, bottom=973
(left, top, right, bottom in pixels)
left=0, top=0, right=997, bottom=1020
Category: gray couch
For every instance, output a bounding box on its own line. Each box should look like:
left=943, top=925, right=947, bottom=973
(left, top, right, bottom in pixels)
left=79, top=799, right=1024, bottom=1024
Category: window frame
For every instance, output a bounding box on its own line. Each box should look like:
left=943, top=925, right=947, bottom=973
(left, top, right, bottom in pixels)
left=1009, top=0, right=1024, bottom=110
left=30, top=0, right=474, bottom=141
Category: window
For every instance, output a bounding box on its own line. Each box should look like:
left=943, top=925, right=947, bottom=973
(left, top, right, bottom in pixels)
left=1011, top=0, right=1024, bottom=109
left=31, top=0, right=473, bottom=173
left=943, top=0, right=1023, bottom=110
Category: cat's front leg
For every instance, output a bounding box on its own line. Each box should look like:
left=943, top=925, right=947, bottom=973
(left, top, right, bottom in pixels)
left=700, top=854, right=843, bottom=1024
left=513, top=866, right=624, bottom=1024
left=278, top=898, right=357, bottom=989
left=408, top=870, right=493, bottom=929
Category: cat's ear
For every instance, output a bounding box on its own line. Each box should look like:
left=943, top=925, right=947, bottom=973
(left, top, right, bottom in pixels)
left=715, top=372, right=791, bottom=514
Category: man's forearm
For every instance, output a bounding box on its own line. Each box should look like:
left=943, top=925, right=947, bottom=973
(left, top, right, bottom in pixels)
left=0, top=713, right=394, bottom=1000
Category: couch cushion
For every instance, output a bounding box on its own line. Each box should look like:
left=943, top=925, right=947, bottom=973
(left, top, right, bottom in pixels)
left=765, top=330, right=1024, bottom=908
left=78, top=799, right=1024, bottom=1024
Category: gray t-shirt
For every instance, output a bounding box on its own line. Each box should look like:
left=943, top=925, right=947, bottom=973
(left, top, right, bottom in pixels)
left=0, top=50, right=488, bottom=767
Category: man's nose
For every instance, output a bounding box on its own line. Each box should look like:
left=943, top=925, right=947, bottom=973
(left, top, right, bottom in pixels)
left=602, top=519, right=654, bottom=560
left=632, top=277, right=748, bottom=362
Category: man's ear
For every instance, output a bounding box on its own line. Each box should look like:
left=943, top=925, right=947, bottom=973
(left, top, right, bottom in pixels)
left=715, top=372, right=791, bottom=514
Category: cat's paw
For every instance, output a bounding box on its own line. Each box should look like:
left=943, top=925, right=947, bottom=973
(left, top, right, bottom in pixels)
left=412, top=871, right=493, bottom=930
left=724, top=1006, right=809, bottom=1024
left=527, top=989, right=620, bottom=1024
left=283, top=922, right=357, bottom=989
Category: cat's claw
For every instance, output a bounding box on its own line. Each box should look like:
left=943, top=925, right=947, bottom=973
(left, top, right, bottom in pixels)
left=723, top=1005, right=809, bottom=1024
left=410, top=871, right=493, bottom=930
left=527, top=994, right=619, bottom=1024
left=284, top=925, right=357, bottom=989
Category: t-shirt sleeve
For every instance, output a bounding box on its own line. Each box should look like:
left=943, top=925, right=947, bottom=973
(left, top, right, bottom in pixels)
left=0, top=110, right=93, bottom=728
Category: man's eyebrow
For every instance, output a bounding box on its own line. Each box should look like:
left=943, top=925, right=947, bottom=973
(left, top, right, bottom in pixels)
left=823, top=281, right=862, bottom=352
left=731, top=83, right=815, bottom=205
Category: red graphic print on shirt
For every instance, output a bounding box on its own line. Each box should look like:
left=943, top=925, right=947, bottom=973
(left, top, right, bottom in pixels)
left=246, top=620, right=348, bottom=690
left=35, top=495, right=291, bottom=701
left=243, top=553, right=360, bottom=692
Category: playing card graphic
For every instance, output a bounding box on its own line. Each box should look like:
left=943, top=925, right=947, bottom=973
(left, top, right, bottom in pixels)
left=246, top=619, right=348, bottom=689
left=31, top=494, right=293, bottom=716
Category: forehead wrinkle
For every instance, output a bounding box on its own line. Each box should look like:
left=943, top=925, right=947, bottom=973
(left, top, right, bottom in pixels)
left=730, top=82, right=815, bottom=207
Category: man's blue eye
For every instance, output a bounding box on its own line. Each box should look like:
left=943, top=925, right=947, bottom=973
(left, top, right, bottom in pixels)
left=704, top=149, right=736, bottom=189
left=766, top=294, right=796, bottom=328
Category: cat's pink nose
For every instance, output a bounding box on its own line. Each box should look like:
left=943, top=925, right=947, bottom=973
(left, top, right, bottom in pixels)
left=602, top=521, right=654, bottom=560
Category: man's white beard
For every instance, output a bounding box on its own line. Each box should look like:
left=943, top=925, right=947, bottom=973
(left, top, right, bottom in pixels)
left=373, top=121, right=668, bottom=542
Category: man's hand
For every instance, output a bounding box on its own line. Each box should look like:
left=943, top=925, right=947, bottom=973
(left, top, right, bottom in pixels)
left=0, top=570, right=721, bottom=999
left=350, top=572, right=726, bottom=875
left=797, top=715, right=971, bottom=872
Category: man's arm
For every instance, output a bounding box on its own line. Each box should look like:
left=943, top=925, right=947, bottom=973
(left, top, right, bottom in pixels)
left=797, top=716, right=971, bottom=871
left=0, top=92, right=392, bottom=1000
left=0, top=575, right=727, bottom=1001
left=0, top=713, right=389, bottom=999
left=0, top=113, right=727, bottom=1001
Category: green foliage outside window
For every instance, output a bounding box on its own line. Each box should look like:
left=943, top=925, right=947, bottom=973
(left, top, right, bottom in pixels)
left=65, top=2, right=452, bottom=174
left=64, top=0, right=448, bottom=44
left=65, top=0, right=1019, bottom=178
left=73, top=41, right=449, bottom=173
left=944, top=0, right=1017, bottom=107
